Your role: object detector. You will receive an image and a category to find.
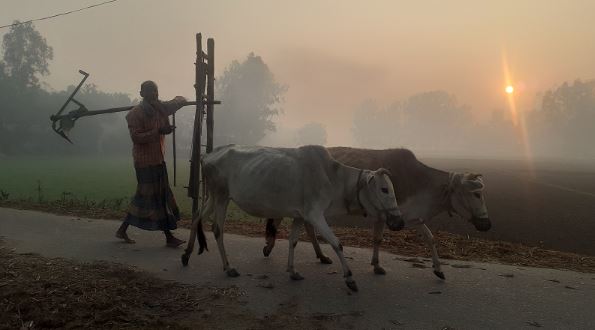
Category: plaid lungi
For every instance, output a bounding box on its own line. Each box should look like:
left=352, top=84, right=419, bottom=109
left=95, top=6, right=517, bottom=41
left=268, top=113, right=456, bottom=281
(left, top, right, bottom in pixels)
left=124, top=162, right=180, bottom=231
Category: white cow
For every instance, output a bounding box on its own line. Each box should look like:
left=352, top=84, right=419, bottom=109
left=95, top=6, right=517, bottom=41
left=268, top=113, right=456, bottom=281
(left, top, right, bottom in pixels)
left=181, top=144, right=404, bottom=291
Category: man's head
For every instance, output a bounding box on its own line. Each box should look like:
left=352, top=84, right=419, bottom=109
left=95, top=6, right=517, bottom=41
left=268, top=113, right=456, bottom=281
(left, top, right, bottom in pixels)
left=140, top=80, right=159, bottom=102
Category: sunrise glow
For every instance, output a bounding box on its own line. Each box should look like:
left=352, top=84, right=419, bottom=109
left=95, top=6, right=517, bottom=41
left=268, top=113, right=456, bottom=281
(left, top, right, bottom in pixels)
left=502, top=50, right=534, bottom=176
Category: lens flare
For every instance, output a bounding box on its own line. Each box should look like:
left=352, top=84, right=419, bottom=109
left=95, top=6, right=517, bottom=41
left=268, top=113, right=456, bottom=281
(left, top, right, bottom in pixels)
left=502, top=50, right=534, bottom=176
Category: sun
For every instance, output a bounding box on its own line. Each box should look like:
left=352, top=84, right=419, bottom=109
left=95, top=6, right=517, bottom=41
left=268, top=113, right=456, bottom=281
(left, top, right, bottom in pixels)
left=505, top=85, right=514, bottom=94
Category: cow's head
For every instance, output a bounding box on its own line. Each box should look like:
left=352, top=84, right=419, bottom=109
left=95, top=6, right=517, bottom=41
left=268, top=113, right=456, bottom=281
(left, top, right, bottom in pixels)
left=446, top=173, right=491, bottom=231
left=358, top=168, right=405, bottom=231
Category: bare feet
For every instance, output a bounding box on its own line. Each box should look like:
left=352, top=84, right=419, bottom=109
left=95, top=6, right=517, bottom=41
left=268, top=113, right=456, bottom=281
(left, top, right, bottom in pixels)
left=166, top=236, right=186, bottom=248
left=116, top=230, right=136, bottom=244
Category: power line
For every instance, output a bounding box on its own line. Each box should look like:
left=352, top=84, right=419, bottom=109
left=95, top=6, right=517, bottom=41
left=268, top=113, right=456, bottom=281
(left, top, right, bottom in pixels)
left=0, top=0, right=120, bottom=30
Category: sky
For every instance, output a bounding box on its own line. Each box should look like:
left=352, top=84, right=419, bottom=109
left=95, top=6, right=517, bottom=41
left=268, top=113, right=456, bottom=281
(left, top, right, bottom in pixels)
left=2, top=0, right=595, bottom=145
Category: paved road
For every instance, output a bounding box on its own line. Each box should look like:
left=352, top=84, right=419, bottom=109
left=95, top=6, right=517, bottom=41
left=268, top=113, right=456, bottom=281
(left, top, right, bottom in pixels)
left=1, top=208, right=593, bottom=329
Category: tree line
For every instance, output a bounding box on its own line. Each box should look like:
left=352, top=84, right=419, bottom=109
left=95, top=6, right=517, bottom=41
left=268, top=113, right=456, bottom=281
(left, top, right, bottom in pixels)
left=3, top=21, right=592, bottom=159
left=351, top=83, right=595, bottom=159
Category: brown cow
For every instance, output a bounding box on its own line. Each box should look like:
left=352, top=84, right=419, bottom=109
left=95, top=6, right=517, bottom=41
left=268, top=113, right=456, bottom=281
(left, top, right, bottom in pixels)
left=264, top=147, right=490, bottom=280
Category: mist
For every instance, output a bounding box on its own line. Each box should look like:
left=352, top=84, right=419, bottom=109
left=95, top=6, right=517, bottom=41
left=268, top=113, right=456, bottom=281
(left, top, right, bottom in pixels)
left=1, top=0, right=595, bottom=162
left=3, top=5, right=595, bottom=327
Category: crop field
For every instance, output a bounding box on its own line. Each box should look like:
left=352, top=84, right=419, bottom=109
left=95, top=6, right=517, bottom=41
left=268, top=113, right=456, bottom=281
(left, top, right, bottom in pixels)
left=2, top=155, right=595, bottom=256
left=427, top=157, right=595, bottom=255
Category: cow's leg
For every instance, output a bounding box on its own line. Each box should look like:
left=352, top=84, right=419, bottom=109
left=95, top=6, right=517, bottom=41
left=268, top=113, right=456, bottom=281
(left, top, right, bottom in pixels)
left=415, top=220, right=445, bottom=280
left=181, top=196, right=214, bottom=266
left=371, top=219, right=387, bottom=275
left=306, top=215, right=358, bottom=292
left=212, top=199, right=238, bottom=277
left=263, top=218, right=283, bottom=257
left=287, top=217, right=304, bottom=280
left=303, top=222, right=333, bottom=264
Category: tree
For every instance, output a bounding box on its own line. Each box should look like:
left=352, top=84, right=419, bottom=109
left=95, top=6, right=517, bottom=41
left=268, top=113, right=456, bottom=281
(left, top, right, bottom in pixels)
left=2, top=21, right=53, bottom=87
left=214, top=53, right=287, bottom=145
left=528, top=79, right=595, bottom=157
left=352, top=99, right=400, bottom=148
left=400, top=91, right=472, bottom=152
left=0, top=61, right=6, bottom=79
left=296, top=122, right=327, bottom=146
left=352, top=91, right=473, bottom=152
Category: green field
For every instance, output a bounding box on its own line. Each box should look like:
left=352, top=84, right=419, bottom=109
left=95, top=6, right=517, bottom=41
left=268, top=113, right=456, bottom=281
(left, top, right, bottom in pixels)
left=0, top=155, right=215, bottom=218
left=1, top=156, right=133, bottom=198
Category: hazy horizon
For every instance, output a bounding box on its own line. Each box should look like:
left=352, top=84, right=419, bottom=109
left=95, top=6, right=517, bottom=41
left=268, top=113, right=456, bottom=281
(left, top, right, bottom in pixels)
left=2, top=0, right=595, bottom=148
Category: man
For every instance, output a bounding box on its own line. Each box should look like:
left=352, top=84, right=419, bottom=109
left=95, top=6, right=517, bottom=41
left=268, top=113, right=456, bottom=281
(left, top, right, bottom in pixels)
left=116, top=80, right=187, bottom=247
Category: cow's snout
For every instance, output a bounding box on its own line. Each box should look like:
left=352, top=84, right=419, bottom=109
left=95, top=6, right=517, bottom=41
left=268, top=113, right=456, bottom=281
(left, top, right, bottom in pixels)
left=471, top=217, right=491, bottom=231
left=386, top=214, right=405, bottom=231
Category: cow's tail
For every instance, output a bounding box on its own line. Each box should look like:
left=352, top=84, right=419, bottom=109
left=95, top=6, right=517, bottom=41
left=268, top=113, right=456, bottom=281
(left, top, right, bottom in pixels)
left=197, top=216, right=208, bottom=254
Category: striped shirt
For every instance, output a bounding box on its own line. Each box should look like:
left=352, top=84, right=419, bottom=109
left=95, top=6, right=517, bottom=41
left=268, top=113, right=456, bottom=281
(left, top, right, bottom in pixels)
left=126, top=99, right=184, bottom=168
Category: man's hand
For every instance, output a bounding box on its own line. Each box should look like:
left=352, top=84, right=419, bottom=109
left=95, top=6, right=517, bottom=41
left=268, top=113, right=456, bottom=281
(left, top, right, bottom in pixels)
left=173, top=96, right=187, bottom=104
left=159, top=125, right=175, bottom=135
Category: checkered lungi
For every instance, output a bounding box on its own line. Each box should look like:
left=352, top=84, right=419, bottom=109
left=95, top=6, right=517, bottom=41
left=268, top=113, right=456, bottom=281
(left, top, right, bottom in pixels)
left=124, top=162, right=180, bottom=231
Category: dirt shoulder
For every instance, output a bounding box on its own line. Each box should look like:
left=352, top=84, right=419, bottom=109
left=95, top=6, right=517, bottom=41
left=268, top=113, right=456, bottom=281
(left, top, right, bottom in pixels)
left=2, top=200, right=594, bottom=274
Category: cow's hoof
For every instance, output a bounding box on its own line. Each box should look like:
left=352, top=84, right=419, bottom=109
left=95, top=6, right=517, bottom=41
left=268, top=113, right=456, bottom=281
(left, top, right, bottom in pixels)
left=374, top=266, right=386, bottom=275
left=263, top=245, right=272, bottom=257
left=181, top=254, right=189, bottom=266
left=346, top=279, right=358, bottom=292
left=434, top=270, right=445, bottom=280
left=290, top=272, right=304, bottom=281
left=226, top=268, right=240, bottom=277
left=319, top=255, right=333, bottom=264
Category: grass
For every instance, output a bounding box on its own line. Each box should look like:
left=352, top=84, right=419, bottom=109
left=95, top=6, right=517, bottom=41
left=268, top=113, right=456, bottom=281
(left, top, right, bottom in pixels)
left=0, top=156, right=135, bottom=201
left=0, top=155, right=256, bottom=221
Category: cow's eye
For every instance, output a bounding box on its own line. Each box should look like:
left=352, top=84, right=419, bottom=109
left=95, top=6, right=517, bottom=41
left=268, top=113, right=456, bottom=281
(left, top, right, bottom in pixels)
left=473, top=192, right=481, bottom=199
left=381, top=188, right=389, bottom=194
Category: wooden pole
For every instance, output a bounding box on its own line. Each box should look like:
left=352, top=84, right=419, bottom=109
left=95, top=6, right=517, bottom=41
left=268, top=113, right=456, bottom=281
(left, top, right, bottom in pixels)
left=172, top=113, right=176, bottom=186
left=206, top=38, right=215, bottom=153
left=188, top=33, right=205, bottom=215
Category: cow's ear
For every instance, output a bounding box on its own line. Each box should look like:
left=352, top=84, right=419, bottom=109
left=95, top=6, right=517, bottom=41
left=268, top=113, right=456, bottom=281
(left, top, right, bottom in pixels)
left=377, top=168, right=392, bottom=177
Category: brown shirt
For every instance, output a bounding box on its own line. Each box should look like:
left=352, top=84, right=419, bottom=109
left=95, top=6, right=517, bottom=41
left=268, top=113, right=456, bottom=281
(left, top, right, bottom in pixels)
left=126, top=99, right=184, bottom=168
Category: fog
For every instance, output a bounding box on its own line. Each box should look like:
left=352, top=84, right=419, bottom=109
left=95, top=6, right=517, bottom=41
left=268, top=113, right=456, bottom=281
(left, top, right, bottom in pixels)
left=2, top=0, right=595, bottom=160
